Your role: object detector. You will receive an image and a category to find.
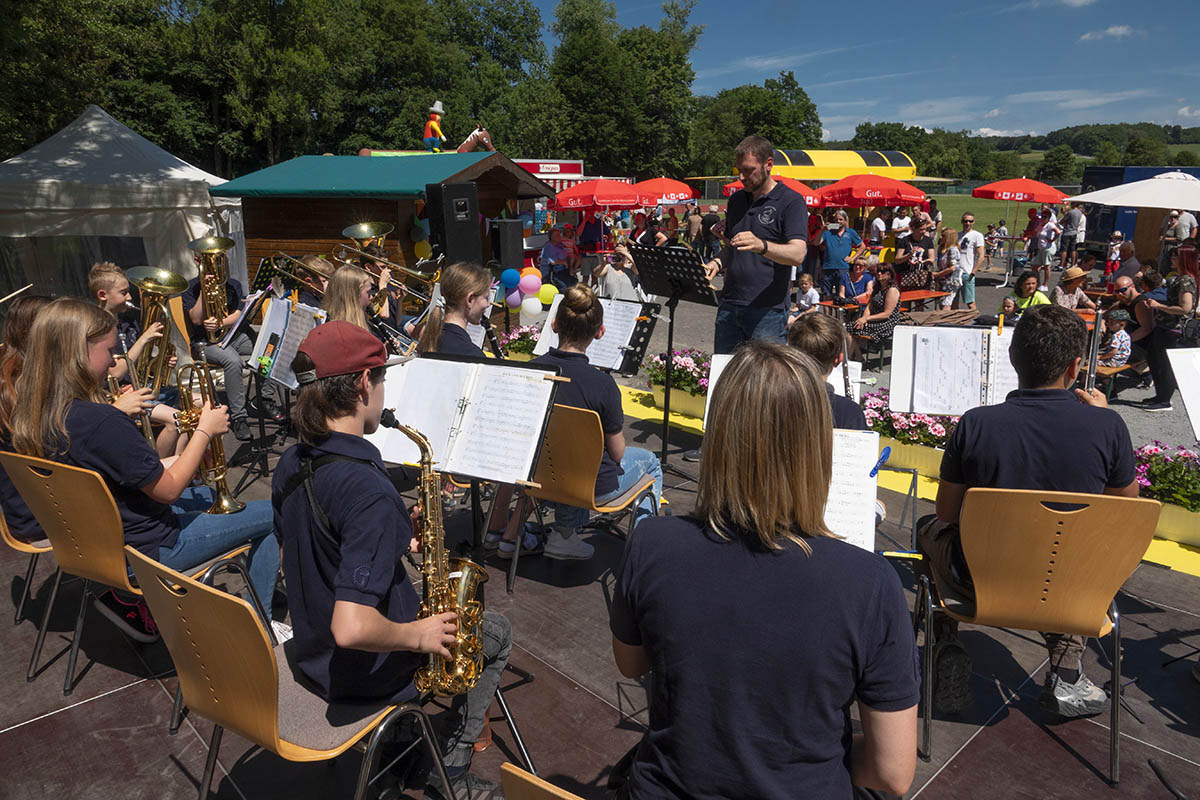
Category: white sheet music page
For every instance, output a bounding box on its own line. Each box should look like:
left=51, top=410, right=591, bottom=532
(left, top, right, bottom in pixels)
left=533, top=295, right=640, bottom=371
left=986, top=328, right=1020, bottom=405
left=1167, top=348, right=1200, bottom=441
left=823, top=429, right=880, bottom=552
left=702, top=353, right=734, bottom=431
left=221, top=289, right=266, bottom=349
left=367, top=359, right=476, bottom=467
left=447, top=365, right=556, bottom=483
left=249, top=297, right=291, bottom=366
left=269, top=303, right=326, bottom=390
left=911, top=328, right=986, bottom=415
left=829, top=360, right=864, bottom=404
left=466, top=322, right=487, bottom=350
left=532, top=295, right=564, bottom=357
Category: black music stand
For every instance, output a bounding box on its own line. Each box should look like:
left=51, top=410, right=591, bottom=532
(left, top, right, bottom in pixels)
left=628, top=245, right=718, bottom=483
left=232, top=368, right=290, bottom=497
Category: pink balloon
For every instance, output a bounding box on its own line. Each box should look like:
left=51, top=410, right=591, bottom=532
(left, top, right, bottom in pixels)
left=518, top=274, right=542, bottom=294
left=505, top=288, right=523, bottom=308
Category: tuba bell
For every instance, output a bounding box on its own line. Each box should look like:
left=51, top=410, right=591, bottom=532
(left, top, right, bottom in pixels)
left=174, top=361, right=245, bottom=515
left=188, top=236, right=237, bottom=344
left=125, top=266, right=188, bottom=398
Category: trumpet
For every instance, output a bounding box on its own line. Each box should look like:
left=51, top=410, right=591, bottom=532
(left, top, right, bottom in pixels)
left=333, top=243, right=437, bottom=307
left=174, top=361, right=245, bottom=515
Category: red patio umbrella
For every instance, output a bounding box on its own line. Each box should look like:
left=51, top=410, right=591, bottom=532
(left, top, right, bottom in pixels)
left=972, top=178, right=1067, bottom=204
left=722, top=177, right=821, bottom=206
left=633, top=177, right=698, bottom=205
left=817, top=174, right=926, bottom=208
left=550, top=178, right=640, bottom=210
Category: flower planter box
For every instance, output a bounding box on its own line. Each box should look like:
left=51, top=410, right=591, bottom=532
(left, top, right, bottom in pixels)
left=879, top=436, right=944, bottom=479
left=650, top=385, right=707, bottom=420
left=1156, top=502, right=1200, bottom=548
left=505, top=351, right=534, bottom=362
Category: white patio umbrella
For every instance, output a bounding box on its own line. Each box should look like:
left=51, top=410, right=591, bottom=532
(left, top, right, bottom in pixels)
left=1068, top=171, right=1200, bottom=211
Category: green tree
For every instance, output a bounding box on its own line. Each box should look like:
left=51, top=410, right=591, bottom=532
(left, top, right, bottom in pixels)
left=1169, top=150, right=1200, bottom=167
left=991, top=150, right=1022, bottom=180
left=1037, top=144, right=1075, bottom=183
left=1123, top=136, right=1168, bottom=166
left=850, top=121, right=925, bottom=155
left=1092, top=140, right=1122, bottom=167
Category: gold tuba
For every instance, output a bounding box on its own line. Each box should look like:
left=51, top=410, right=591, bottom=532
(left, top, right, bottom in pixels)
left=125, top=266, right=188, bottom=397
left=393, top=418, right=487, bottom=696
left=188, top=236, right=237, bottom=343
left=174, top=361, right=245, bottom=515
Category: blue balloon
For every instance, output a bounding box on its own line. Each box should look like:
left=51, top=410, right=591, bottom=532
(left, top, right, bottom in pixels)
left=500, top=268, right=521, bottom=289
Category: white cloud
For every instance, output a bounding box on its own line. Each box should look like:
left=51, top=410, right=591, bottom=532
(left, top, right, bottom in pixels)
left=1005, top=88, right=1154, bottom=109
left=1079, top=25, right=1142, bottom=42
left=1060, top=0, right=1095, bottom=6
left=821, top=100, right=878, bottom=110
left=1179, top=106, right=1200, bottom=119
left=975, top=127, right=1033, bottom=137
left=821, top=128, right=833, bottom=141
left=984, top=108, right=1002, bottom=119
left=694, top=44, right=870, bottom=82
left=807, top=69, right=935, bottom=90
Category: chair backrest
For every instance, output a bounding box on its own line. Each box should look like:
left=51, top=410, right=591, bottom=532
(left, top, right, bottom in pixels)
left=0, top=452, right=131, bottom=589
left=499, top=764, right=585, bottom=800
left=0, top=503, right=48, bottom=555
left=526, top=404, right=604, bottom=509
left=125, top=546, right=282, bottom=752
left=959, top=488, right=1161, bottom=635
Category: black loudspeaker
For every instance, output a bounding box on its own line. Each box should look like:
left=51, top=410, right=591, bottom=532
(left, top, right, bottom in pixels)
left=425, top=182, right=481, bottom=264
left=491, top=220, right=525, bottom=270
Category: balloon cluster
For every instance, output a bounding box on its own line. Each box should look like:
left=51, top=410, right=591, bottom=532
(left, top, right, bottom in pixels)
left=500, top=267, right=558, bottom=324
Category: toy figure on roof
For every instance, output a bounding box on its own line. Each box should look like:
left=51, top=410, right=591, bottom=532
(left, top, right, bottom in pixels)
left=424, top=101, right=447, bottom=152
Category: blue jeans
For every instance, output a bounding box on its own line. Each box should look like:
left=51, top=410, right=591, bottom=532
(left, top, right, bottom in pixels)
left=551, top=447, right=662, bottom=533
left=713, top=303, right=787, bottom=354
left=158, top=486, right=279, bottom=620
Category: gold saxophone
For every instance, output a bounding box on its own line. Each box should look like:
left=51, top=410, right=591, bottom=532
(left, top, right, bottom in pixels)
left=395, top=419, right=488, bottom=696
left=188, top=236, right=237, bottom=344
left=173, top=361, right=245, bottom=515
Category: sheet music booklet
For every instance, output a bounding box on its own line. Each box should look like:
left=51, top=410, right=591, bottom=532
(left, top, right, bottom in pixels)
left=249, top=298, right=327, bottom=390
left=532, top=295, right=645, bottom=371
left=219, top=288, right=269, bottom=349
left=1167, top=348, right=1200, bottom=441
left=366, top=354, right=561, bottom=485
left=889, top=324, right=1020, bottom=416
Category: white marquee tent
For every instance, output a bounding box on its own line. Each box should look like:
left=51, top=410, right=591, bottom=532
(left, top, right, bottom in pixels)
left=0, top=105, right=246, bottom=295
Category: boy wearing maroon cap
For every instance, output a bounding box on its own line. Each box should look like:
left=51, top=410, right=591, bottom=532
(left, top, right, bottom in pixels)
left=272, top=322, right=510, bottom=799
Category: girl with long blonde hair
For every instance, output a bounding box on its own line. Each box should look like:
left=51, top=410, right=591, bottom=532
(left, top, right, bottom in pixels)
left=323, top=265, right=374, bottom=331
left=417, top=262, right=493, bottom=356
left=10, top=298, right=279, bottom=639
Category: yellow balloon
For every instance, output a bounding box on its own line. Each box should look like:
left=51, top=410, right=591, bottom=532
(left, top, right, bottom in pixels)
left=414, top=240, right=432, bottom=259
left=537, top=284, right=559, bottom=304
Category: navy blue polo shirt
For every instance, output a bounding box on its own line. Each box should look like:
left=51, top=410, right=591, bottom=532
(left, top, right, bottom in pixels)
left=60, top=400, right=177, bottom=557
left=272, top=433, right=421, bottom=704
left=826, top=384, right=867, bottom=431
left=611, top=515, right=919, bottom=798
left=297, top=289, right=323, bottom=310
left=433, top=322, right=484, bottom=358
left=0, top=433, right=41, bottom=542
left=529, top=348, right=623, bottom=496
left=940, top=388, right=1135, bottom=492
left=821, top=228, right=863, bottom=276
left=117, top=314, right=141, bottom=354
left=723, top=182, right=809, bottom=309
left=181, top=278, right=246, bottom=344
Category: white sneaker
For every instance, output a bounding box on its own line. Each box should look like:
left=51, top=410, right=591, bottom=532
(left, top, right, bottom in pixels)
left=1038, top=671, right=1108, bottom=718
left=543, top=528, right=594, bottom=560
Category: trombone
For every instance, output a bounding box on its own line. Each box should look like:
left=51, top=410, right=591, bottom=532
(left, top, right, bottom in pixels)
left=333, top=243, right=437, bottom=306
left=270, top=252, right=330, bottom=295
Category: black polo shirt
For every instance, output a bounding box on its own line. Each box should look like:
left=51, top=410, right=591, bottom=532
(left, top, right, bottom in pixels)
left=723, top=182, right=809, bottom=309
left=297, top=289, right=323, bottom=310
left=116, top=314, right=141, bottom=354
left=61, top=400, right=176, bottom=557
left=826, top=384, right=867, bottom=430
left=530, top=348, right=623, bottom=496
left=181, top=278, right=246, bottom=344
left=940, top=388, right=1135, bottom=492
left=272, top=432, right=421, bottom=704
left=433, top=322, right=484, bottom=358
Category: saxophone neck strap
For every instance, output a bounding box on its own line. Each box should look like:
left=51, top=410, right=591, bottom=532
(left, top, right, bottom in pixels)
left=276, top=452, right=384, bottom=561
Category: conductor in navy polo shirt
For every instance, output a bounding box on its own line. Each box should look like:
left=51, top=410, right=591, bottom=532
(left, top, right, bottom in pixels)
left=704, top=135, right=809, bottom=354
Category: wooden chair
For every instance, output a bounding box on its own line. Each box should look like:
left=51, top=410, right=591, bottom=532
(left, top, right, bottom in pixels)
left=0, top=505, right=51, bottom=626
left=913, top=488, right=1161, bottom=786
left=500, top=763, right=585, bottom=800
left=125, top=546, right=451, bottom=800
left=509, top=404, right=658, bottom=593
left=0, top=452, right=249, bottom=695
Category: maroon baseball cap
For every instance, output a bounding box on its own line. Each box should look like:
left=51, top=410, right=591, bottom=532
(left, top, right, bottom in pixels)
left=295, top=320, right=407, bottom=384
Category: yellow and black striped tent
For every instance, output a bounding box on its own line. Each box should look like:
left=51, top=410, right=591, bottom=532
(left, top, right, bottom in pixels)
left=768, top=149, right=915, bottom=182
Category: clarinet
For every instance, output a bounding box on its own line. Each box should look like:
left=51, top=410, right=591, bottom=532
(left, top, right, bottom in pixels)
left=479, top=313, right=506, bottom=359
left=368, top=311, right=416, bottom=356
left=840, top=329, right=854, bottom=398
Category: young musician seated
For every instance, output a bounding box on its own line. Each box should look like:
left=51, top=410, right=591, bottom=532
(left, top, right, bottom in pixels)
left=917, top=304, right=1137, bottom=719
left=609, top=341, right=918, bottom=798
left=788, top=313, right=867, bottom=431
left=0, top=295, right=54, bottom=543
left=296, top=254, right=333, bottom=308
left=9, top=298, right=279, bottom=641
left=272, top=322, right=509, bottom=800
left=90, top=261, right=184, bottom=457
left=417, top=262, right=493, bottom=358
left=521, top=285, right=663, bottom=560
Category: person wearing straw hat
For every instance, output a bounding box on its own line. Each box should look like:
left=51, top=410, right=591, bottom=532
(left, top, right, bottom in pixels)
left=1051, top=266, right=1096, bottom=310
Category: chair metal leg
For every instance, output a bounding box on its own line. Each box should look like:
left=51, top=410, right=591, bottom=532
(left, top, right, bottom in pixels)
left=169, top=684, right=186, bottom=734
left=199, top=724, right=223, bottom=800
left=353, top=704, right=453, bottom=800
left=1109, top=599, right=1121, bottom=786
left=63, top=579, right=91, bottom=696
left=15, top=551, right=40, bottom=624
left=919, top=574, right=934, bottom=762
left=27, top=566, right=62, bottom=682
left=495, top=686, right=537, bottom=776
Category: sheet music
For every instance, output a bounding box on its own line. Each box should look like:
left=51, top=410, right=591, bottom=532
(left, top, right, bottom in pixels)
left=1167, top=348, right=1200, bottom=441
left=466, top=322, right=487, bottom=350
left=220, top=289, right=267, bottom=348
left=823, top=429, right=880, bottom=552
left=367, top=359, right=475, bottom=466
left=269, top=303, right=326, bottom=390
left=447, top=366, right=557, bottom=483
left=986, top=329, right=1020, bottom=404
left=533, top=295, right=642, bottom=370
left=249, top=296, right=291, bottom=367
left=900, top=327, right=986, bottom=415
left=829, top=360, right=864, bottom=404
left=702, top=353, right=734, bottom=430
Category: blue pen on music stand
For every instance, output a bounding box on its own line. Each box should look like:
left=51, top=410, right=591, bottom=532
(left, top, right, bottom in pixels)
left=869, top=447, right=891, bottom=478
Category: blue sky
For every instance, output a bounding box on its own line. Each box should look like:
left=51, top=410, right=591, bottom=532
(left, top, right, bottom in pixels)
left=528, top=0, right=1200, bottom=141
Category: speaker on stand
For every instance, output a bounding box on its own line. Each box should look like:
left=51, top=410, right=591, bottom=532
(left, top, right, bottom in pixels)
left=424, top=182, right=481, bottom=265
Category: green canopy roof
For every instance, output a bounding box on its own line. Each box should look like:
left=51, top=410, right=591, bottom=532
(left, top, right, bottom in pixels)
left=210, top=153, right=552, bottom=199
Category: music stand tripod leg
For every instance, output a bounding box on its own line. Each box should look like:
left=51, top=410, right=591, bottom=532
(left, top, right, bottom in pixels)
left=657, top=294, right=696, bottom=485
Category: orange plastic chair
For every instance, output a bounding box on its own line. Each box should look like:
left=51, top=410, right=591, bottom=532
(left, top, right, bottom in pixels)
left=125, top=546, right=452, bottom=800
left=0, top=505, right=51, bottom=626
left=913, top=488, right=1161, bottom=786
left=500, top=763, right=585, bottom=800
left=509, top=404, right=657, bottom=593
left=0, top=452, right=248, bottom=695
